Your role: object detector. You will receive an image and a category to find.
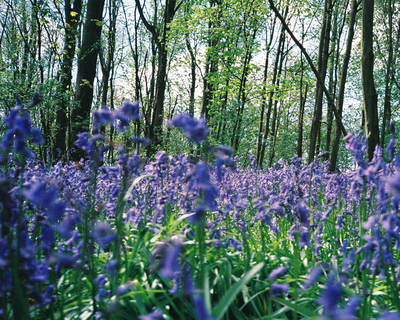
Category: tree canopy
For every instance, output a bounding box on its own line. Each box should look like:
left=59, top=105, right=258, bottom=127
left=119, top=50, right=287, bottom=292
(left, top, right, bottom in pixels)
left=0, top=0, right=397, bottom=169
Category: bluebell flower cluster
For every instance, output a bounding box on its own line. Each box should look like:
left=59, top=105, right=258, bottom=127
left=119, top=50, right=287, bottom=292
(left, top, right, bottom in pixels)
left=1, top=95, right=400, bottom=318
left=168, top=113, right=209, bottom=143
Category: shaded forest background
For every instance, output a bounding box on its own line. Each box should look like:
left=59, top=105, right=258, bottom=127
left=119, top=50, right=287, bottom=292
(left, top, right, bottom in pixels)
left=0, top=0, right=397, bottom=170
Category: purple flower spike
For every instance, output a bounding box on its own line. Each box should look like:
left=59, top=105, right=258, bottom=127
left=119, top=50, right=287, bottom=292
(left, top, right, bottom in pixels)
left=168, top=113, right=209, bottom=144
left=150, top=238, right=183, bottom=278
left=390, top=120, right=396, bottom=135
left=139, top=308, right=164, bottom=320
left=271, top=283, right=290, bottom=296
left=378, top=311, right=400, bottom=320
left=387, top=138, right=395, bottom=161
left=23, top=180, right=58, bottom=208
left=93, top=106, right=114, bottom=133
left=303, top=267, right=322, bottom=290
left=193, top=294, right=215, bottom=320
left=116, top=101, right=141, bottom=131
left=269, top=266, right=289, bottom=281
left=319, top=275, right=341, bottom=315
left=116, top=282, right=133, bottom=296
left=91, top=222, right=117, bottom=250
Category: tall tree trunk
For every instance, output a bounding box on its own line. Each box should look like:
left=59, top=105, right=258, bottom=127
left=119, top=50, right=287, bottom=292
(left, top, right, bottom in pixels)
left=381, top=0, right=393, bottom=148
left=71, top=0, right=105, bottom=159
left=135, top=0, right=180, bottom=156
left=361, top=0, right=379, bottom=162
left=201, top=0, right=221, bottom=121
left=259, top=7, right=287, bottom=167
left=308, top=0, right=332, bottom=164
left=186, top=37, right=196, bottom=118
left=256, top=17, right=276, bottom=166
left=232, top=24, right=258, bottom=151
left=54, top=0, right=83, bottom=160
left=269, top=102, right=281, bottom=167
left=329, top=0, right=358, bottom=172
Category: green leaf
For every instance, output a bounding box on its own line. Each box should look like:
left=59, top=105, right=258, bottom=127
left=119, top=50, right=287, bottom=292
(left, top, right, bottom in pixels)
left=212, top=262, right=264, bottom=320
left=123, top=174, right=153, bottom=204
left=271, top=297, right=319, bottom=318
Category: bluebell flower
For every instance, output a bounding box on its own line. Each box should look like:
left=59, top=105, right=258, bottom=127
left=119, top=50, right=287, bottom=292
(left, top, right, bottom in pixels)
left=0, top=238, right=9, bottom=269
left=53, top=253, right=76, bottom=271
left=31, top=285, right=56, bottom=307
left=271, top=283, right=289, bottom=296
left=187, top=206, right=207, bottom=224
left=56, top=216, right=77, bottom=238
left=268, top=266, right=289, bottom=281
left=298, top=202, right=310, bottom=226
left=41, top=224, right=54, bottom=256
left=95, top=274, right=110, bottom=301
left=138, top=308, right=164, bottom=320
left=64, top=230, right=81, bottom=246
left=93, top=106, right=114, bottom=133
left=104, top=259, right=118, bottom=276
left=23, top=180, right=58, bottom=208
left=132, top=136, right=151, bottom=147
left=303, top=267, right=322, bottom=290
left=319, top=275, right=341, bottom=315
left=168, top=114, right=209, bottom=143
left=387, top=138, right=395, bottom=161
left=387, top=172, right=400, bottom=199
left=390, top=120, right=396, bottom=135
left=1, top=95, right=43, bottom=156
left=338, top=296, right=360, bottom=319
left=29, top=92, right=43, bottom=108
left=193, top=294, right=214, bottom=320
left=150, top=238, right=182, bottom=278
left=30, top=261, right=50, bottom=283
left=48, top=201, right=66, bottom=223
left=378, top=311, right=400, bottom=320
left=116, top=101, right=141, bottom=131
left=155, top=151, right=167, bottom=165
left=116, top=282, right=133, bottom=296
left=91, top=222, right=117, bottom=250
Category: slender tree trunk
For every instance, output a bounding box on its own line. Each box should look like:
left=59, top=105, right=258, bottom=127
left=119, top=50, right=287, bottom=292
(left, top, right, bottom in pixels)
left=135, top=0, right=180, bottom=155
left=268, top=0, right=348, bottom=146
left=361, top=0, right=379, bottom=161
left=308, top=0, right=332, bottom=164
left=381, top=0, right=393, bottom=148
left=269, top=103, right=281, bottom=167
left=256, top=18, right=276, bottom=166
left=232, top=25, right=258, bottom=151
left=297, top=22, right=307, bottom=159
left=71, top=0, right=105, bottom=159
left=201, top=0, right=220, bottom=121
left=329, top=0, right=358, bottom=172
left=259, top=8, right=287, bottom=167
left=186, top=37, right=196, bottom=118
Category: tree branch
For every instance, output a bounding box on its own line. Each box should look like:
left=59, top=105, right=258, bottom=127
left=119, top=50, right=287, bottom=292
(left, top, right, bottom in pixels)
left=267, top=0, right=347, bottom=137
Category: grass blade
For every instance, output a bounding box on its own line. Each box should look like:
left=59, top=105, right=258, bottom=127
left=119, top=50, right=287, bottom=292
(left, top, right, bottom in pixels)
left=212, top=262, right=264, bottom=320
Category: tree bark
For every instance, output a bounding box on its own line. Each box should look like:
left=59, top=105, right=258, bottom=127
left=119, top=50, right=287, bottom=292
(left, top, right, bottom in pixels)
left=54, top=0, right=83, bottom=160
left=267, top=0, right=348, bottom=140
left=380, top=0, right=393, bottom=148
left=201, top=0, right=221, bottom=121
left=135, top=0, right=181, bottom=155
left=329, top=0, right=358, bottom=172
left=71, top=0, right=105, bottom=159
left=361, top=0, right=379, bottom=162
left=256, top=16, right=276, bottom=166
left=308, top=0, right=332, bottom=164
left=259, top=7, right=287, bottom=167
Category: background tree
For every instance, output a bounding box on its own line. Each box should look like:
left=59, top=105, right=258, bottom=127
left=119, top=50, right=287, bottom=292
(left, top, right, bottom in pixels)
left=361, top=0, right=379, bottom=161
left=71, top=0, right=106, bottom=159
left=54, top=0, right=83, bottom=160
